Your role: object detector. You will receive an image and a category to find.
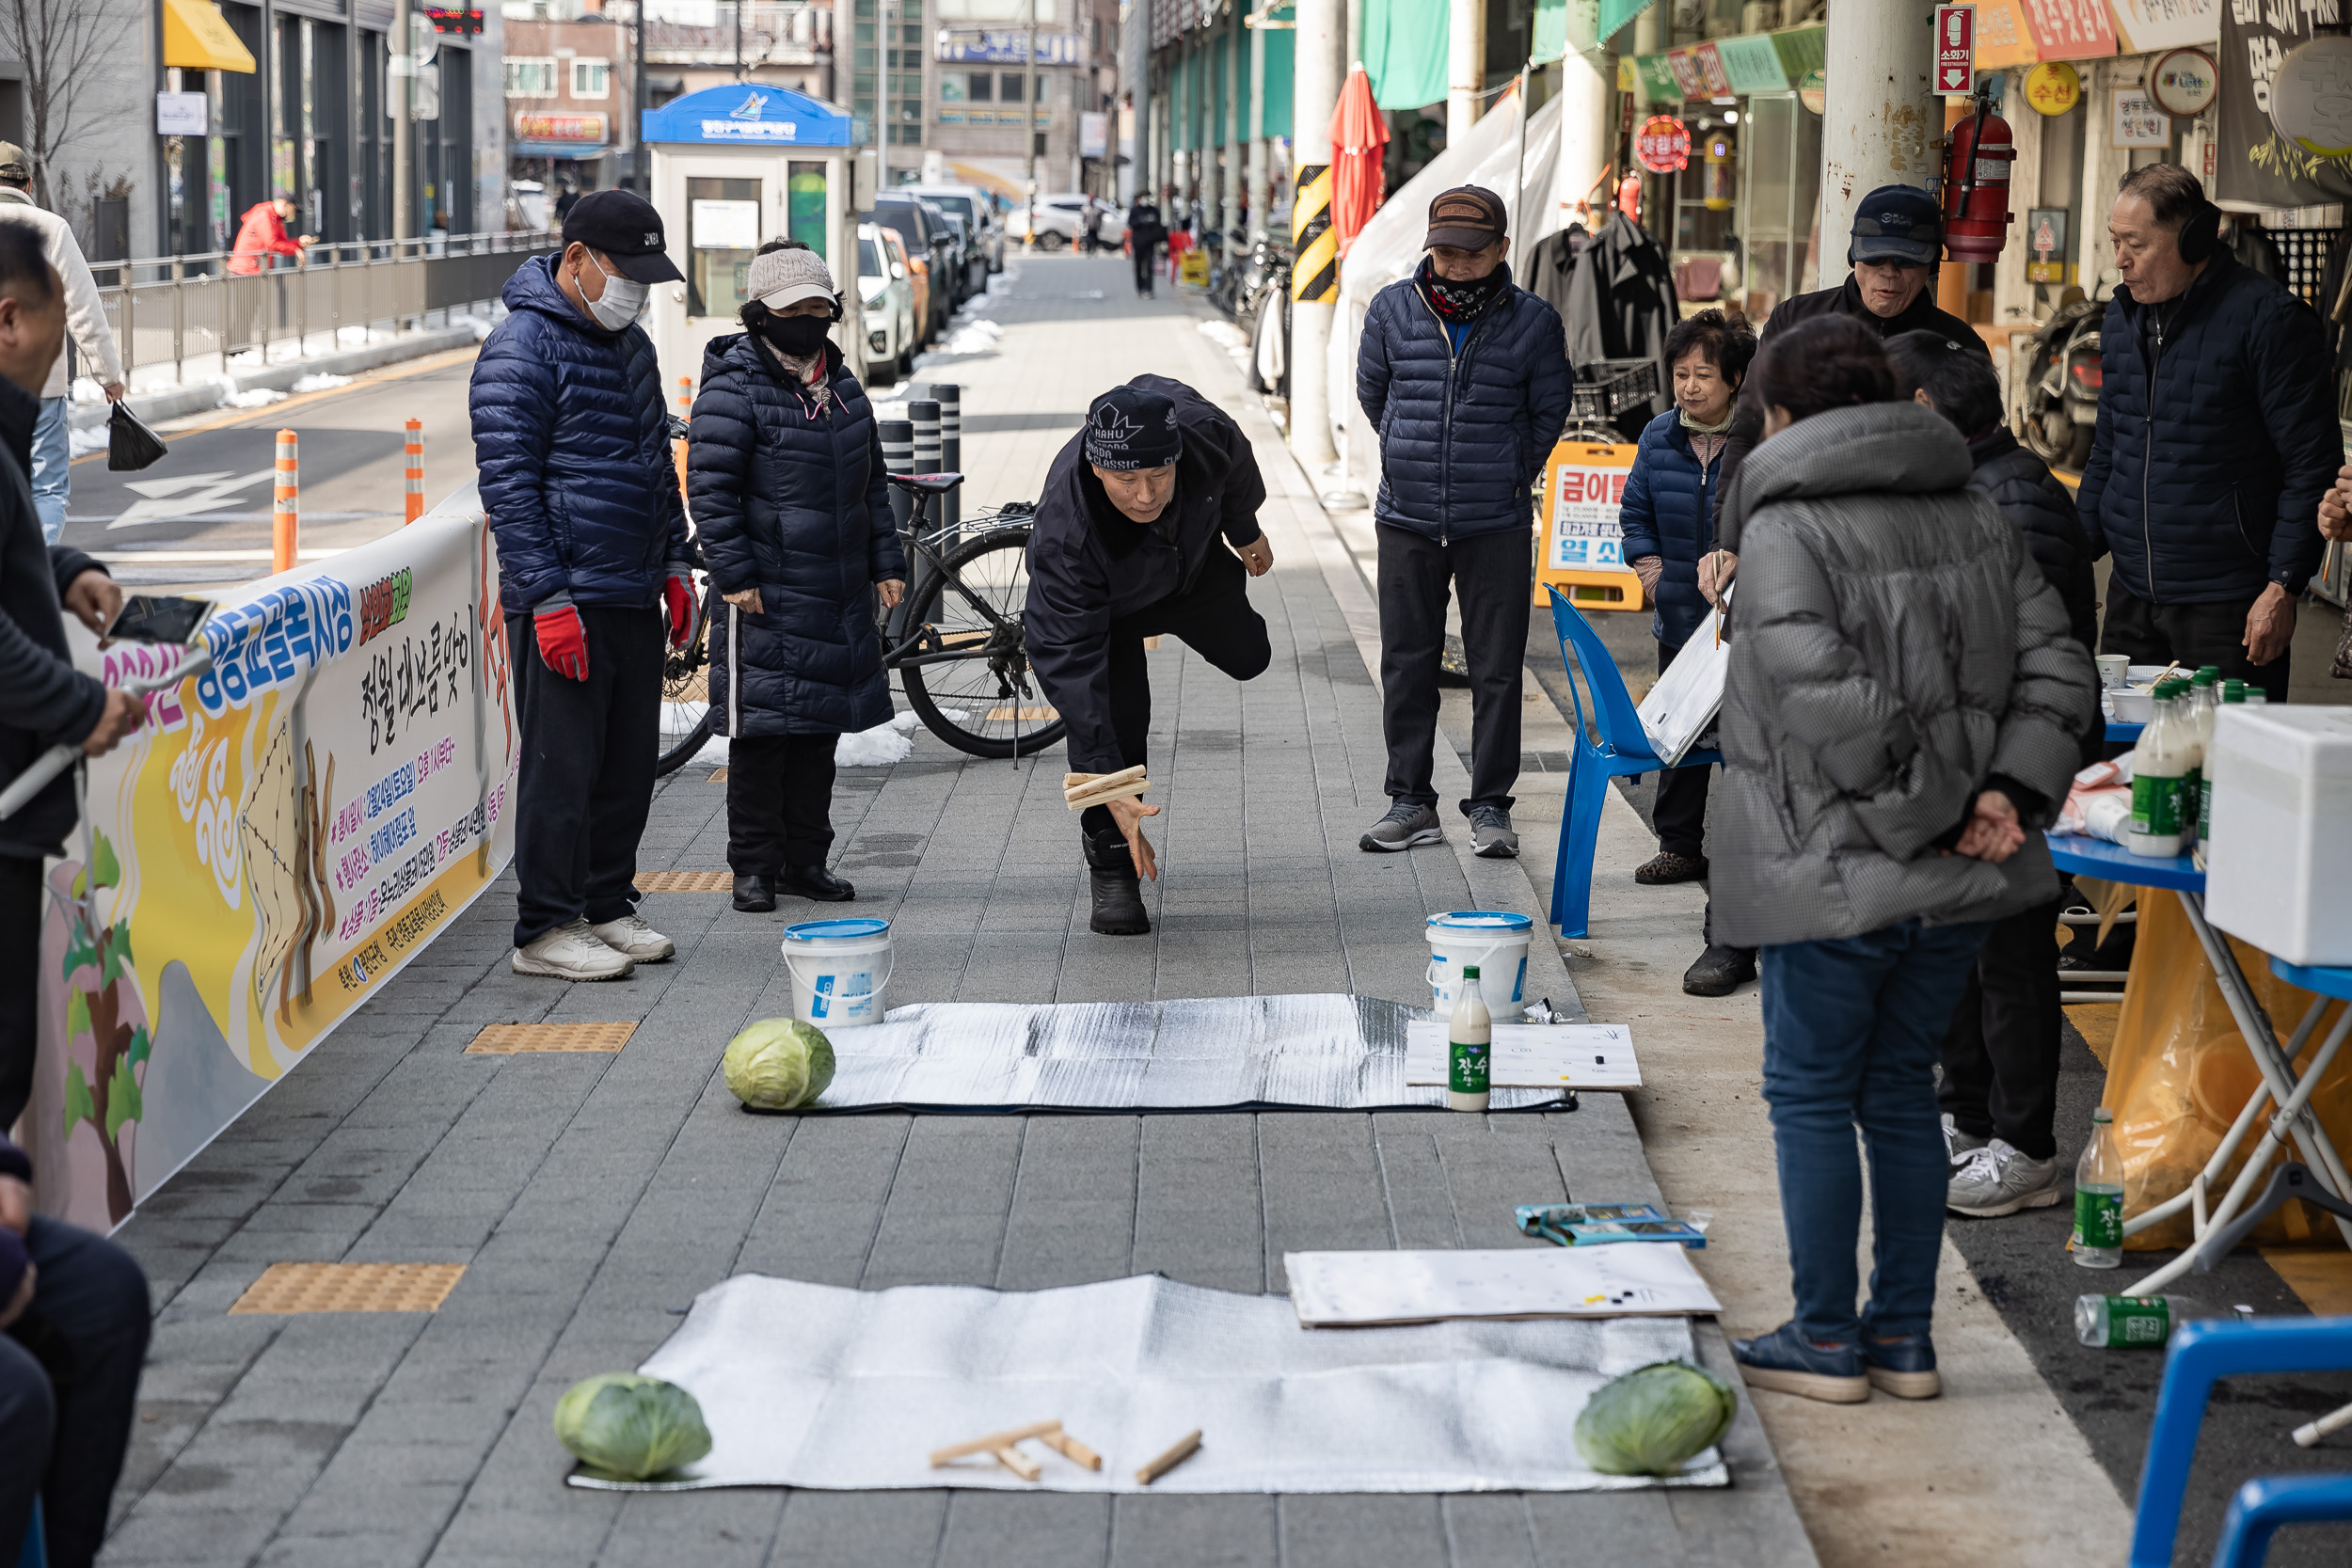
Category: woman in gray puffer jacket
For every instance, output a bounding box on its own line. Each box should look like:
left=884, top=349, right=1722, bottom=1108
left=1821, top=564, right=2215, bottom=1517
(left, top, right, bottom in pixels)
left=1714, top=316, right=2098, bottom=1406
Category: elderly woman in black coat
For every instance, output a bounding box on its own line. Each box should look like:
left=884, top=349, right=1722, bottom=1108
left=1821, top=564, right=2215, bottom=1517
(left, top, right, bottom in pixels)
left=688, top=239, right=906, bottom=912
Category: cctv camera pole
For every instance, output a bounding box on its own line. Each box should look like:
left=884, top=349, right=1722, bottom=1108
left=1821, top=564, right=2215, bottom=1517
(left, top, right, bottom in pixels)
left=392, top=0, right=413, bottom=243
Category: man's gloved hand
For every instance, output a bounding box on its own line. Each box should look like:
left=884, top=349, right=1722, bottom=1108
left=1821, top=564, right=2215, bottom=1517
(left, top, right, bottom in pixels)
left=535, top=604, right=590, bottom=680
left=662, top=571, right=696, bottom=651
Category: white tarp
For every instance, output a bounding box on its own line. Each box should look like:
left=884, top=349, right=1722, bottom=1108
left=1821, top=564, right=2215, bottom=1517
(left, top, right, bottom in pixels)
left=570, top=1273, right=1728, bottom=1493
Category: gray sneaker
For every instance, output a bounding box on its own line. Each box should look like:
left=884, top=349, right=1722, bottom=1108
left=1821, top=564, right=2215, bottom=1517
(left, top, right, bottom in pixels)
left=1947, top=1139, right=2066, bottom=1218
left=1359, top=801, right=1443, bottom=852
left=1468, top=805, right=1519, bottom=859
left=1943, top=1112, right=1989, bottom=1166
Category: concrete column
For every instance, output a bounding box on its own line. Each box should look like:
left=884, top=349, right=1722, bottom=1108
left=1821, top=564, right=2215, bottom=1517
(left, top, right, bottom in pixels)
left=1632, top=4, right=1664, bottom=224
left=1224, top=6, right=1243, bottom=235
left=1554, top=6, right=1613, bottom=243
left=1448, top=0, right=1486, bottom=150
left=1817, top=0, right=1938, bottom=292
left=1124, top=2, right=1149, bottom=206
left=1248, top=2, right=1269, bottom=237
left=1290, top=0, right=1343, bottom=466
left=2076, top=59, right=2131, bottom=295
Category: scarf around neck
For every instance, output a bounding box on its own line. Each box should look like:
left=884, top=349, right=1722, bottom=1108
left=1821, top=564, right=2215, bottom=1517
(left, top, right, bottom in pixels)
left=1417, top=256, right=1505, bottom=322
left=1679, top=406, right=1736, bottom=434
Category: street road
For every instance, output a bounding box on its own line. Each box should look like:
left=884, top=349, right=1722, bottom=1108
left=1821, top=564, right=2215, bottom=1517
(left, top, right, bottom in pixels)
left=60, top=347, right=484, bottom=592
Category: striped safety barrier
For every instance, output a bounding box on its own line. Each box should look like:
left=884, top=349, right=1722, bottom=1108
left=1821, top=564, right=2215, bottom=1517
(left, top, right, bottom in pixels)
left=1291, top=161, right=1336, bottom=305
left=273, top=430, right=299, bottom=575
left=404, top=418, right=424, bottom=524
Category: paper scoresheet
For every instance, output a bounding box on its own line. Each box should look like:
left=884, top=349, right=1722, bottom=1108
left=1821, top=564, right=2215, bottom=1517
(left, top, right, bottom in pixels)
left=1403, top=1022, right=1641, bottom=1089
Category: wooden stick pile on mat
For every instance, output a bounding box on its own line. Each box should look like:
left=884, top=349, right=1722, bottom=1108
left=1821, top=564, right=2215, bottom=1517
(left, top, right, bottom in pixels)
left=1064, top=766, right=1149, bottom=811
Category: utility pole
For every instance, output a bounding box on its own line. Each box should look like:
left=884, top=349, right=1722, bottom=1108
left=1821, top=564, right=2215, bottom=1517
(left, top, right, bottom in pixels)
left=1447, top=0, right=1484, bottom=151
left=393, top=0, right=413, bottom=241
left=1817, top=0, right=1937, bottom=292
left=1125, top=0, right=1150, bottom=207
left=735, top=0, right=745, bottom=80
left=634, top=0, right=648, bottom=194
left=1025, top=0, right=1039, bottom=202
left=1289, top=0, right=1341, bottom=467
left=880, top=0, right=890, bottom=187
left=1246, top=2, right=1266, bottom=236
left=1555, top=0, right=1612, bottom=240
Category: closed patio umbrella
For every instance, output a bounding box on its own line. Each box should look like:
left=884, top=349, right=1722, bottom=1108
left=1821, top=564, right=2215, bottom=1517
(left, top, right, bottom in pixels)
left=1330, top=63, right=1390, bottom=258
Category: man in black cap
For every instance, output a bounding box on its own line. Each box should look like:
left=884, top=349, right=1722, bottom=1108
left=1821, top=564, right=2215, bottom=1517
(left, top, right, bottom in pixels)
left=471, top=188, right=700, bottom=982
left=1025, top=376, right=1275, bottom=934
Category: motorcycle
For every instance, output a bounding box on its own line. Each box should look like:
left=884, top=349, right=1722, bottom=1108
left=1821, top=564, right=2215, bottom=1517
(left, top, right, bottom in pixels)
left=1237, top=235, right=1292, bottom=399
left=2021, top=287, right=2107, bottom=476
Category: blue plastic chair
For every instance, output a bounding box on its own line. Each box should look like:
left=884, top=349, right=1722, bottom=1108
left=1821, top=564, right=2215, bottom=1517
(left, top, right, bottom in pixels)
left=2128, top=1316, right=2352, bottom=1568
left=1545, top=587, right=1721, bottom=939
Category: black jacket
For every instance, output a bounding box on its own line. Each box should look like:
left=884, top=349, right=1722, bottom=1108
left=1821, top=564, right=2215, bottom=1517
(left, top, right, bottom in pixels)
left=1556, top=214, right=1678, bottom=418
left=2077, top=247, right=2339, bottom=606
left=688, top=334, right=904, bottom=738
left=1967, top=426, right=2099, bottom=654
left=0, top=377, right=106, bottom=861
left=1025, top=375, right=1265, bottom=773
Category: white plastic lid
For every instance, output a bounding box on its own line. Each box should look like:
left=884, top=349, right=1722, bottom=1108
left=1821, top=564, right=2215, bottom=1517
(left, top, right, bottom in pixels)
left=1427, top=910, right=1534, bottom=931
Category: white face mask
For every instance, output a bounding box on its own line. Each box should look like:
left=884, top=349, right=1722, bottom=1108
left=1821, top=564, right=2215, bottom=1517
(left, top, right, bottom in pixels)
left=581, top=252, right=649, bottom=331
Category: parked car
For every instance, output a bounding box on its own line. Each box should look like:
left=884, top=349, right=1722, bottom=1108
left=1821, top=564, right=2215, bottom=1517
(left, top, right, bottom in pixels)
left=929, top=207, right=988, bottom=301
left=905, top=182, right=1006, bottom=275
left=857, top=221, right=917, bottom=386
left=870, top=194, right=957, bottom=337
left=1010, top=194, right=1127, bottom=250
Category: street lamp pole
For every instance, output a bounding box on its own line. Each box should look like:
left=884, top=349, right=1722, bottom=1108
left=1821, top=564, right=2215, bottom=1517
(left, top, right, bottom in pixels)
left=392, top=0, right=413, bottom=242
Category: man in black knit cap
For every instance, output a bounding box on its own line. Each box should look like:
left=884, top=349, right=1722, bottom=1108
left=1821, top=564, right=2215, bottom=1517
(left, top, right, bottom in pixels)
left=1025, top=377, right=1275, bottom=934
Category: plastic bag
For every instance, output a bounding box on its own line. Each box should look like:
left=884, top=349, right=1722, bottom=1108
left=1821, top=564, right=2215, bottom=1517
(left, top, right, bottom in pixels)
left=107, top=402, right=167, bottom=471
left=1636, top=592, right=1730, bottom=767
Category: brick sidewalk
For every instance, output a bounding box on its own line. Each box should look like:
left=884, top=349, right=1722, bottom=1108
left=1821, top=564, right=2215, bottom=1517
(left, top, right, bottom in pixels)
left=102, top=257, right=1812, bottom=1567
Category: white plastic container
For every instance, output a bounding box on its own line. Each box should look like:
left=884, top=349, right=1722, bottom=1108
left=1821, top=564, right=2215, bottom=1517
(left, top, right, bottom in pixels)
left=1426, top=911, right=1531, bottom=1022
left=2204, top=706, right=2352, bottom=966
left=782, top=917, right=895, bottom=1027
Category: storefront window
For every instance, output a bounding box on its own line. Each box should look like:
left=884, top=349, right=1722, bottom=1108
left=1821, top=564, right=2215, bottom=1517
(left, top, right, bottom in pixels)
left=688, top=176, right=761, bottom=318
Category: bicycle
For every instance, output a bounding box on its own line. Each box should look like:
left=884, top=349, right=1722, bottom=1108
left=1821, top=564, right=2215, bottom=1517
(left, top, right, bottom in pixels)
left=655, top=470, right=1065, bottom=774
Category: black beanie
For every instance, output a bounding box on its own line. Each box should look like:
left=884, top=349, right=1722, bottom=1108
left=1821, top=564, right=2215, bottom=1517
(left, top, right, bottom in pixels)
left=1082, top=386, right=1183, bottom=471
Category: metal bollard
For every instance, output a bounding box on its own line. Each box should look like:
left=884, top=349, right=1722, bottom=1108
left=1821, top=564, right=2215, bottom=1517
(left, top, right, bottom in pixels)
left=928, top=382, right=961, bottom=546
left=273, top=429, right=299, bottom=574
left=880, top=417, right=915, bottom=639
left=403, top=419, right=423, bottom=523
left=907, top=398, right=941, bottom=611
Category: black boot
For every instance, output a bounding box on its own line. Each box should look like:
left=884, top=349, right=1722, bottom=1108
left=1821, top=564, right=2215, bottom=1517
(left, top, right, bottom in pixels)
left=782, top=864, right=855, bottom=902
left=732, top=874, right=776, bottom=912
left=1683, top=943, right=1757, bottom=997
left=1085, top=830, right=1150, bottom=936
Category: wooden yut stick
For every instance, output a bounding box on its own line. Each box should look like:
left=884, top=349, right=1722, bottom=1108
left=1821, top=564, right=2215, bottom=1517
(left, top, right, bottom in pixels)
left=928, top=1418, right=1061, bottom=1466
left=990, top=1445, right=1042, bottom=1481
left=1134, top=1429, right=1201, bottom=1485
left=1065, top=779, right=1150, bottom=812
left=1039, top=1430, right=1103, bottom=1470
left=1063, top=765, right=1147, bottom=808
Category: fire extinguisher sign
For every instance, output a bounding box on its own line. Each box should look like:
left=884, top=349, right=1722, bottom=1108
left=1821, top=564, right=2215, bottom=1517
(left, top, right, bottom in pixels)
left=1935, top=6, right=1975, bottom=97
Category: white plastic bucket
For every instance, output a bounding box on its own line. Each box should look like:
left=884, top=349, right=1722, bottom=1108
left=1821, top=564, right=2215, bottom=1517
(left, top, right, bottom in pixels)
left=1425, top=911, right=1533, bottom=1022
left=782, top=917, right=894, bottom=1027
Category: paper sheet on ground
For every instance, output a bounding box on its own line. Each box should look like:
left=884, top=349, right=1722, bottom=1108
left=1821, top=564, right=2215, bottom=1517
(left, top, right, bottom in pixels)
left=567, top=1274, right=1727, bottom=1493
left=1403, top=1022, right=1640, bottom=1089
left=801, top=994, right=1568, bottom=1111
left=1285, top=1245, right=1722, bottom=1327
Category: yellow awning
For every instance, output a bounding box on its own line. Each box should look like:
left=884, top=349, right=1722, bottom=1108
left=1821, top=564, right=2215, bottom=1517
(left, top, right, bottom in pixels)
left=163, top=0, right=256, bottom=74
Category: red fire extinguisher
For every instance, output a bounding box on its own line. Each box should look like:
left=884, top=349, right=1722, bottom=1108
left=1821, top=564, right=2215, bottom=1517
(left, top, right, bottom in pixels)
left=1941, top=94, right=2015, bottom=264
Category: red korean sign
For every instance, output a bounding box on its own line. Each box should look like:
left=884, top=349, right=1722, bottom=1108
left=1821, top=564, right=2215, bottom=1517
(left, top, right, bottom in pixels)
left=1935, top=6, right=1976, bottom=96
left=2017, top=0, right=2118, bottom=63
left=1635, top=116, right=1692, bottom=174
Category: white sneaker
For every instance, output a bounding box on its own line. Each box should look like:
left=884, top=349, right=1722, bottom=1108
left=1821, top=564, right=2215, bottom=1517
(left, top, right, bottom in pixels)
left=590, top=912, right=675, bottom=963
left=1943, top=1112, right=1989, bottom=1166
left=512, top=920, right=636, bottom=981
left=1947, top=1138, right=2067, bottom=1218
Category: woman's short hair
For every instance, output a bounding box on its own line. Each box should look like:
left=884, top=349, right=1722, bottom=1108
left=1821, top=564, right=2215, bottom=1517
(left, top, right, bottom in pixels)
left=1750, top=315, right=1899, bottom=424
left=1883, top=330, right=2004, bottom=437
left=1661, top=308, right=1758, bottom=388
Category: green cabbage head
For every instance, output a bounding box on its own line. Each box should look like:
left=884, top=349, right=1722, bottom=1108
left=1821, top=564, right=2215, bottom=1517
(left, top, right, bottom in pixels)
left=722, top=1018, right=836, bottom=1110
left=1573, top=1360, right=1737, bottom=1477
left=553, top=1373, right=712, bottom=1480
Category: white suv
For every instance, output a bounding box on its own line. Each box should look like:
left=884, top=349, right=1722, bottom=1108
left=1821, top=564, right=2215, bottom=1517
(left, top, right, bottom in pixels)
left=1010, top=194, right=1127, bottom=250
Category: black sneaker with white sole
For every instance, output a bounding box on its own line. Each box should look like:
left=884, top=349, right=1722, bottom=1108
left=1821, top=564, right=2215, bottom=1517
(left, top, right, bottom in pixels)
left=1468, top=805, right=1518, bottom=859
left=1359, top=801, right=1442, bottom=852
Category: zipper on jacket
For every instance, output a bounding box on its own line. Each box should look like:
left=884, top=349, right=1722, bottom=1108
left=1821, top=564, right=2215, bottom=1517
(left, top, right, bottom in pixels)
left=2140, top=311, right=2159, bottom=606
left=1414, top=284, right=1501, bottom=545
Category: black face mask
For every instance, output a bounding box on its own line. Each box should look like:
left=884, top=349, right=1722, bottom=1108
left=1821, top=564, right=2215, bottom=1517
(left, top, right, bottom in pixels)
left=761, top=312, right=833, bottom=357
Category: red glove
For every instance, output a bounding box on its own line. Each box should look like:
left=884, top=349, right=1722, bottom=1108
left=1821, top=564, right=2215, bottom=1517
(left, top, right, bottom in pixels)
left=662, top=572, right=695, bottom=651
left=534, top=604, right=589, bottom=680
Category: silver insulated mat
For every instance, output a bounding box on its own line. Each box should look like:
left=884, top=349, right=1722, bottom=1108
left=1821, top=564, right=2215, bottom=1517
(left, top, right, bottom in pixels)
left=568, top=1274, right=1727, bottom=1493
left=801, top=993, right=1564, bottom=1111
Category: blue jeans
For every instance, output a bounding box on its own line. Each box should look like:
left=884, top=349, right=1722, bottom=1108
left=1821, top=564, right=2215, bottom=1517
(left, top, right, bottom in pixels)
left=30, top=396, right=70, bottom=543
left=1760, top=917, right=1991, bottom=1343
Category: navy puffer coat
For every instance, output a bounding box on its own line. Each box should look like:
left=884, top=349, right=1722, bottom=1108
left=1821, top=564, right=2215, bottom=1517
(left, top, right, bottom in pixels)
left=469, top=255, right=691, bottom=613
left=1358, top=261, right=1574, bottom=541
left=687, top=333, right=906, bottom=737
left=1615, top=408, right=1724, bottom=650
left=2077, top=247, right=2341, bottom=605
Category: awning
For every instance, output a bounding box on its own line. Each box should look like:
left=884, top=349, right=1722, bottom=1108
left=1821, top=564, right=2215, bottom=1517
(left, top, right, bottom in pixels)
left=163, top=0, right=257, bottom=74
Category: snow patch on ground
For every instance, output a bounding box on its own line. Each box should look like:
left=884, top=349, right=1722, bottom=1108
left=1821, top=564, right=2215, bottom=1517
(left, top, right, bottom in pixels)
left=915, top=318, right=1004, bottom=363
left=223, top=387, right=288, bottom=408
left=290, top=372, right=353, bottom=393
left=1196, top=319, right=1252, bottom=371
left=69, top=423, right=110, bottom=458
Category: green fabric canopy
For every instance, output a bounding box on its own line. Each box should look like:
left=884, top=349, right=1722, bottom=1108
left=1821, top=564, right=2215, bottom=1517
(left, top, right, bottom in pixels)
left=1362, top=0, right=1450, bottom=111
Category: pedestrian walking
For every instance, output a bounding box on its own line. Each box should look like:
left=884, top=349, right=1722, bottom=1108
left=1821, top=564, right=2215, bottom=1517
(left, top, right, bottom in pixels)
left=1025, top=377, right=1275, bottom=935
left=1716, top=316, right=2096, bottom=1405
left=1082, top=201, right=1104, bottom=257
left=1615, top=308, right=1757, bottom=996
left=1355, top=184, right=1572, bottom=860
left=0, top=144, right=125, bottom=544
left=2078, top=165, right=2338, bottom=701
left=470, top=188, right=698, bottom=981
left=226, top=193, right=312, bottom=276
left=1126, top=198, right=1167, bottom=298
left=1886, top=331, right=2102, bottom=1220
left=688, top=240, right=906, bottom=913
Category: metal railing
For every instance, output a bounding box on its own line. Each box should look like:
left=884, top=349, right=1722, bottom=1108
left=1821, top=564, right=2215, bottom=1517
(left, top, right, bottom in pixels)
left=87, top=230, right=563, bottom=388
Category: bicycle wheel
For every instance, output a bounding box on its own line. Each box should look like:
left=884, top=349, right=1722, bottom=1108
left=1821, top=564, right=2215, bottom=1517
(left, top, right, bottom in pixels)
left=655, top=579, right=715, bottom=777
left=898, top=527, right=1069, bottom=759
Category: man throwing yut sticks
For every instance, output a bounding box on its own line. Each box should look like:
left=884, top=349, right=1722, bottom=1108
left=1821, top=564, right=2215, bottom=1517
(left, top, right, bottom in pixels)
left=1025, top=377, right=1276, bottom=936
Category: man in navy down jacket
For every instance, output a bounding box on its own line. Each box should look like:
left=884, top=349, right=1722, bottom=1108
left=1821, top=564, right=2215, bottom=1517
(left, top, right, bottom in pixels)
left=470, top=190, right=699, bottom=982
left=1356, top=185, right=1571, bottom=861
left=2079, top=165, right=2339, bottom=700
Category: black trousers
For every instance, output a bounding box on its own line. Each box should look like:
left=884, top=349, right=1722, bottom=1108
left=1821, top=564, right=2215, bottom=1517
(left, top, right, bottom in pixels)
left=506, top=607, right=663, bottom=947
left=1131, top=245, right=1156, bottom=293
left=1375, top=522, right=1531, bottom=814
left=0, top=1217, right=151, bottom=1568
left=727, top=734, right=840, bottom=873
left=0, top=853, right=39, bottom=1131
left=1077, top=547, right=1271, bottom=841
left=2102, top=582, right=2289, bottom=701
left=1651, top=641, right=1711, bottom=861
left=1937, top=895, right=2063, bottom=1160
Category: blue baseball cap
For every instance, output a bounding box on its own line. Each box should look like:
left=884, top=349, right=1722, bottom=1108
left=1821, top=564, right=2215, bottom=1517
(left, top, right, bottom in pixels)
left=1849, top=184, right=1943, bottom=266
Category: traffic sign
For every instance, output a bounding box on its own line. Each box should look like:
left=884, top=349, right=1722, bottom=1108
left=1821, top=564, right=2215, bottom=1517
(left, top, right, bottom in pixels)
left=1935, top=5, right=1975, bottom=97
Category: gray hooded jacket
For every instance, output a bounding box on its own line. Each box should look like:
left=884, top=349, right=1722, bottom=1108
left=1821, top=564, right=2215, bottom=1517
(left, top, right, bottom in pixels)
left=1709, top=401, right=2098, bottom=949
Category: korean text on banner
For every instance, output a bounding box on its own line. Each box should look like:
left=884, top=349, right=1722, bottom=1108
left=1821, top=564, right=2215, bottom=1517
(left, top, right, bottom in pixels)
left=1537, top=440, right=1642, bottom=611
left=19, top=496, right=518, bottom=1230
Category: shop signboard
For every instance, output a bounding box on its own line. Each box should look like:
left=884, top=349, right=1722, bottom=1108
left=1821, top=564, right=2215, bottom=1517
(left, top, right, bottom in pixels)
left=1714, top=35, right=1787, bottom=95
left=154, top=92, right=208, bottom=136
left=1635, top=116, right=1691, bottom=174
left=2148, top=48, right=2218, bottom=119
left=2112, top=87, right=2169, bottom=150
left=1080, top=111, right=1108, bottom=160
left=2217, top=2, right=2352, bottom=206
left=1768, top=24, right=1825, bottom=87
left=2269, top=37, right=2352, bottom=159
left=2017, top=0, right=2117, bottom=62
left=1797, top=69, right=1825, bottom=116
left=1662, top=48, right=1707, bottom=101
left=1971, top=0, right=2040, bottom=71
left=1935, top=6, right=1976, bottom=97
left=514, top=111, right=610, bottom=146
left=2026, top=206, right=2068, bottom=282
left=1537, top=442, right=1643, bottom=612
left=2023, top=61, right=2083, bottom=117
left=1634, top=53, right=1679, bottom=107
left=2106, top=0, right=2219, bottom=57
left=1691, top=41, right=1731, bottom=99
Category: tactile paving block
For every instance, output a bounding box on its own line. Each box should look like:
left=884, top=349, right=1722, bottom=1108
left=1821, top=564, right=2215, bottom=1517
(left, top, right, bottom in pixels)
left=229, top=1262, right=466, bottom=1315
left=466, top=1022, right=637, bottom=1054
left=634, top=870, right=734, bottom=892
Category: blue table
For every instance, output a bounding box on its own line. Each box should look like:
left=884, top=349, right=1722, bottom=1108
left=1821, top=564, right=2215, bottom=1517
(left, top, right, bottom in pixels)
left=2106, top=719, right=2143, bottom=745
left=2044, top=833, right=2352, bottom=1294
